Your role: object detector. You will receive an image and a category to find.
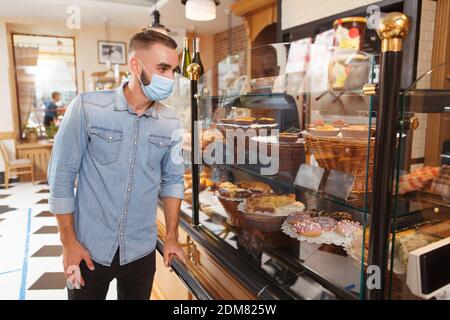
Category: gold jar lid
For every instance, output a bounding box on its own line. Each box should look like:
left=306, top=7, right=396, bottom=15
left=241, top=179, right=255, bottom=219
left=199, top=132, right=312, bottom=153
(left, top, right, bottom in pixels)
left=334, top=16, right=367, bottom=27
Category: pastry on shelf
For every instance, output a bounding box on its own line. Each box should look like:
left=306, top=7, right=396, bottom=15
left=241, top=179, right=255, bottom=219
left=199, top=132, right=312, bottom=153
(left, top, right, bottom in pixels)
left=311, top=216, right=337, bottom=232
left=309, top=124, right=340, bottom=137
left=327, top=211, right=355, bottom=222
left=217, top=182, right=252, bottom=199
left=201, top=128, right=222, bottom=149
left=257, top=117, right=275, bottom=124
left=331, top=119, right=349, bottom=128
left=279, top=132, right=299, bottom=143
left=417, top=220, right=450, bottom=239
left=219, top=118, right=235, bottom=125
left=200, top=177, right=215, bottom=189
left=335, top=220, right=361, bottom=237
left=237, top=181, right=273, bottom=195
left=234, top=117, right=255, bottom=126
left=312, top=119, right=325, bottom=126
left=294, top=220, right=323, bottom=237
left=398, top=234, right=440, bottom=267
left=184, top=168, right=215, bottom=193
left=286, top=212, right=311, bottom=225
left=341, top=125, right=372, bottom=139
left=304, top=209, right=354, bottom=222
left=245, top=194, right=303, bottom=215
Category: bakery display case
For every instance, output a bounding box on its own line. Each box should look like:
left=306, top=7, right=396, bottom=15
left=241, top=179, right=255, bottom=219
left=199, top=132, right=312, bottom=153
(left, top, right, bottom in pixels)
left=158, top=12, right=449, bottom=300
left=163, top=41, right=377, bottom=300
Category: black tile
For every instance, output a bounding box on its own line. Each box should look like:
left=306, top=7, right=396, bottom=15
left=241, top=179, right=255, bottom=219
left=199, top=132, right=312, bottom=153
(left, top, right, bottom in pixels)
left=0, top=205, right=16, bottom=215
left=28, top=272, right=66, bottom=290
left=35, top=211, right=53, bottom=217
left=31, top=245, right=63, bottom=257
left=37, top=189, right=50, bottom=194
left=0, top=194, right=11, bottom=199
left=36, top=199, right=49, bottom=204
left=33, top=226, right=59, bottom=234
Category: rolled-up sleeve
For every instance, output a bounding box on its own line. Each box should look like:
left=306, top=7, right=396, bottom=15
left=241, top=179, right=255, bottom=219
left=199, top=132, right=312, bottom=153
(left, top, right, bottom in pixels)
left=159, top=119, right=185, bottom=200
left=48, top=95, right=87, bottom=214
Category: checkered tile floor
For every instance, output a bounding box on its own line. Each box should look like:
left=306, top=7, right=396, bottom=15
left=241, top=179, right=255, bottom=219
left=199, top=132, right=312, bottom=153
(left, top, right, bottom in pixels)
left=0, top=181, right=117, bottom=300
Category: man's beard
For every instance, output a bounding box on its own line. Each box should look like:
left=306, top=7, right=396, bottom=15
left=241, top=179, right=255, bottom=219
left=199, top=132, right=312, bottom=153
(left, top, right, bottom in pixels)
left=140, top=71, right=150, bottom=86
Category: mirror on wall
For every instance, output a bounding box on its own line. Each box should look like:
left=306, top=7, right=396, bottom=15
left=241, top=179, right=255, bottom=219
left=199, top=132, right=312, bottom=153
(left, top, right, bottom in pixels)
left=12, top=34, right=77, bottom=140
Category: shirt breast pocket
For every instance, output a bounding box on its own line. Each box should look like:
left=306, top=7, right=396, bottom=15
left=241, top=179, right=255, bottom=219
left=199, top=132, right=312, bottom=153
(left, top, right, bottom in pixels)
left=89, top=127, right=123, bottom=165
left=147, top=135, right=171, bottom=169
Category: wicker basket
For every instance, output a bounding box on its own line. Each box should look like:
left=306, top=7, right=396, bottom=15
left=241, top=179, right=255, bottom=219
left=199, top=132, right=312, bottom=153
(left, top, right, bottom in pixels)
left=258, top=140, right=306, bottom=174
left=304, top=134, right=374, bottom=193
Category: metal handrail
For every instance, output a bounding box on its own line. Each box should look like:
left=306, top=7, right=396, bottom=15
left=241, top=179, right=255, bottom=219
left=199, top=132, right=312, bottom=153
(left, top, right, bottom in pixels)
left=155, top=239, right=213, bottom=300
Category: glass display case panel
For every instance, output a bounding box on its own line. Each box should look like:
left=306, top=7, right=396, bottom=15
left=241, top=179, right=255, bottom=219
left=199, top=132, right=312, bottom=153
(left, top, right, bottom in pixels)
left=179, top=42, right=377, bottom=299
left=389, top=61, right=450, bottom=300
left=161, top=72, right=193, bottom=215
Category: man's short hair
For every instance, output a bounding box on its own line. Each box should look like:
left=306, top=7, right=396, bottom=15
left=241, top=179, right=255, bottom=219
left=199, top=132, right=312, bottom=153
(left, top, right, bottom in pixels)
left=129, top=30, right=177, bottom=55
left=51, top=91, right=61, bottom=99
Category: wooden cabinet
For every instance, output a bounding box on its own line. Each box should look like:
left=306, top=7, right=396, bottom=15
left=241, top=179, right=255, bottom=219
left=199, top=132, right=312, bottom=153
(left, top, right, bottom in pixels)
left=16, top=140, right=53, bottom=181
left=153, top=206, right=256, bottom=300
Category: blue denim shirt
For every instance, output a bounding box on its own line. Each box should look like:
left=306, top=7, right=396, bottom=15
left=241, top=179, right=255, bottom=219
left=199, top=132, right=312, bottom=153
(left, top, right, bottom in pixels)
left=48, top=83, right=184, bottom=266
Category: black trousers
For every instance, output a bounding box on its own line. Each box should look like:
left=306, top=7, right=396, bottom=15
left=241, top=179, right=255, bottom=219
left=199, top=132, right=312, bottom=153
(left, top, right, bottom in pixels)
left=68, top=249, right=156, bottom=300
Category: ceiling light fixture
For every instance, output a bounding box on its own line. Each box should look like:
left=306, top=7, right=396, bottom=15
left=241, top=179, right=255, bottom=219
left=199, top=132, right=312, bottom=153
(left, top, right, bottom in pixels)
left=145, top=9, right=169, bottom=35
left=181, top=0, right=220, bottom=22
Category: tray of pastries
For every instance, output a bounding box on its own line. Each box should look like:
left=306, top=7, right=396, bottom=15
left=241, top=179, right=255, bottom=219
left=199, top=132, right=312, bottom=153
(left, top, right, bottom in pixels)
left=237, top=194, right=305, bottom=232
left=239, top=194, right=303, bottom=216
left=309, top=124, right=340, bottom=137
left=282, top=209, right=362, bottom=247
left=218, top=117, right=278, bottom=128
left=215, top=181, right=274, bottom=227
left=216, top=182, right=253, bottom=200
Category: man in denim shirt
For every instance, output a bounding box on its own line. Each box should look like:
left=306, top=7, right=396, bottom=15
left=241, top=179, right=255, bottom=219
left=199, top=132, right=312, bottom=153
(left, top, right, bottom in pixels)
left=48, top=30, right=186, bottom=300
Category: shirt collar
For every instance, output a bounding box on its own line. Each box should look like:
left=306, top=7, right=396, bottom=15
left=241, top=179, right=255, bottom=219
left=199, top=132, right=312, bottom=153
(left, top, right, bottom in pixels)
left=114, top=82, right=159, bottom=118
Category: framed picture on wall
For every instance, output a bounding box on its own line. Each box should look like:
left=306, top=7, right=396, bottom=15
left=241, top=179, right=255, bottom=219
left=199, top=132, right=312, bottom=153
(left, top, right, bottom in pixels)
left=98, top=41, right=127, bottom=65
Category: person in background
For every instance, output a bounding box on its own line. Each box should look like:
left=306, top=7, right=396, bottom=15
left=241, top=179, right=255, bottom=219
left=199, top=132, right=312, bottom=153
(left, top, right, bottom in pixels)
left=47, top=30, right=186, bottom=300
left=44, top=91, right=61, bottom=126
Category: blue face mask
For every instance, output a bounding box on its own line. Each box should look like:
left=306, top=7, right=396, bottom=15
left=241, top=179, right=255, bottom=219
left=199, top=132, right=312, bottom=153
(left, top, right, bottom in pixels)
left=137, top=61, right=174, bottom=101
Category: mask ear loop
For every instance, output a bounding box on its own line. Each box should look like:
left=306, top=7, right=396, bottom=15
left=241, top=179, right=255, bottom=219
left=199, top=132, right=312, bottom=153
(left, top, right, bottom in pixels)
left=136, top=59, right=152, bottom=86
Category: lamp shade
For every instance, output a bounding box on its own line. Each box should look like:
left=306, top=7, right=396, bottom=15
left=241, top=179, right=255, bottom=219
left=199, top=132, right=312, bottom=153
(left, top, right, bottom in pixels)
left=185, top=0, right=216, bottom=21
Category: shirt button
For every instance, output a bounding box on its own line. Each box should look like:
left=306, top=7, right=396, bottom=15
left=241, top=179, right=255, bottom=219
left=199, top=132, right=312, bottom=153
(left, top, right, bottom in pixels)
left=127, top=188, right=131, bottom=192
left=124, top=210, right=127, bottom=214
left=120, top=232, right=124, bottom=236
left=134, top=141, right=137, bottom=145
left=131, top=165, right=134, bottom=169
left=108, top=136, right=112, bottom=140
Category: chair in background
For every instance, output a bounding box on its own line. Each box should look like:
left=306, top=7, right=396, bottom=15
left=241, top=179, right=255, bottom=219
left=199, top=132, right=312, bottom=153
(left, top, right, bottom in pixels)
left=0, top=141, right=35, bottom=189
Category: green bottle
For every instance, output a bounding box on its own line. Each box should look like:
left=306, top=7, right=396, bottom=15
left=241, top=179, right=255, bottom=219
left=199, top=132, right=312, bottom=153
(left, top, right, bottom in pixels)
left=181, top=37, right=191, bottom=78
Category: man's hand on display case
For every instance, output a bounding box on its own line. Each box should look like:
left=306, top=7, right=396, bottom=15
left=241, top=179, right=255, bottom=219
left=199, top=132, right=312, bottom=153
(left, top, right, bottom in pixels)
left=163, top=239, right=186, bottom=267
